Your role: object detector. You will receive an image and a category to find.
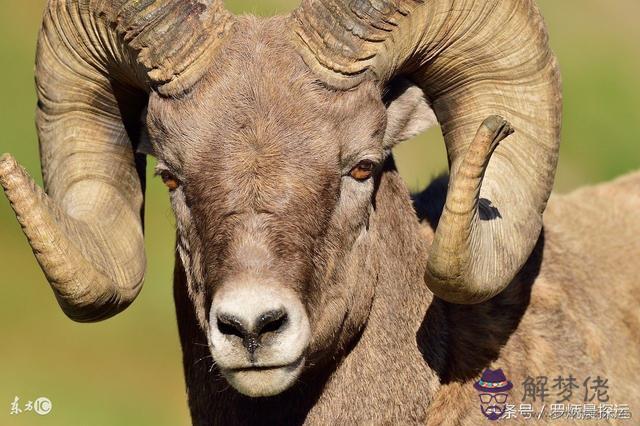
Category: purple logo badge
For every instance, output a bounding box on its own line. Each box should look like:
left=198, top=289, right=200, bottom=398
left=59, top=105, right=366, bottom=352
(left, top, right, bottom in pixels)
left=474, top=368, right=513, bottom=421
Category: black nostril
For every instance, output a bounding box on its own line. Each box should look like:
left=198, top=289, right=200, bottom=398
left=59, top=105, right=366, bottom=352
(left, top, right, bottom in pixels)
left=256, top=309, right=288, bottom=336
left=216, top=310, right=288, bottom=356
left=217, top=313, right=248, bottom=339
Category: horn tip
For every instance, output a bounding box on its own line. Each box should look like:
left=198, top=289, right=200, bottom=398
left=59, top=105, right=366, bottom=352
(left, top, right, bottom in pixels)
left=482, top=115, right=515, bottom=145
left=482, top=115, right=506, bottom=132
left=0, top=153, right=20, bottom=189
left=0, top=152, right=17, bottom=171
left=0, top=153, right=34, bottom=194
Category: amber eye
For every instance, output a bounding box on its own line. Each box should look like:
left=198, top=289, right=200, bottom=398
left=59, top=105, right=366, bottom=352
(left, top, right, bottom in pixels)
left=160, top=170, right=179, bottom=191
left=349, top=160, right=376, bottom=181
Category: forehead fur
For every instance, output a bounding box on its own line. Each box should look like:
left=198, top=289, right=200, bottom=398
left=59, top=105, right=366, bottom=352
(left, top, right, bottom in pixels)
left=146, top=15, right=387, bottom=172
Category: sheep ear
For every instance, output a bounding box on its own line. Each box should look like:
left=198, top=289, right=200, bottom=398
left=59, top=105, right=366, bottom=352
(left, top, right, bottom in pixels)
left=135, top=107, right=155, bottom=157
left=383, top=79, right=437, bottom=149
left=136, top=129, right=155, bottom=157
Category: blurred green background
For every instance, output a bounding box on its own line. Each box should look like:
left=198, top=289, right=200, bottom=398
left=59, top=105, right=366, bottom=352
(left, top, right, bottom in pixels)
left=0, top=1, right=638, bottom=425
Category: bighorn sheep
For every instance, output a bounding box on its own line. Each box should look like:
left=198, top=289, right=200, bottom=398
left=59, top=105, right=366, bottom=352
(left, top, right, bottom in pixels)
left=1, top=0, right=638, bottom=424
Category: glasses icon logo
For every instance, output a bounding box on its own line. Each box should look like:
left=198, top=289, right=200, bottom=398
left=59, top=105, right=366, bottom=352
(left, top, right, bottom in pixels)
left=479, top=393, right=508, bottom=404
left=474, top=369, right=513, bottom=421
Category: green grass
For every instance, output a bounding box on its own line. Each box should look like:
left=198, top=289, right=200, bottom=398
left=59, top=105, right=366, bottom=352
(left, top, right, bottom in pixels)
left=0, top=1, right=638, bottom=424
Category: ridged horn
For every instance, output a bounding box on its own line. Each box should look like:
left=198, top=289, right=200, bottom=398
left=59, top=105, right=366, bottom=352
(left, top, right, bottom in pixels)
left=293, top=0, right=561, bottom=303
left=0, top=0, right=232, bottom=322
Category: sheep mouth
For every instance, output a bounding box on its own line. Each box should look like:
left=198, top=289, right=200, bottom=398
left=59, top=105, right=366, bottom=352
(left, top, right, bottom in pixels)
left=227, top=356, right=304, bottom=373
left=220, top=356, right=306, bottom=397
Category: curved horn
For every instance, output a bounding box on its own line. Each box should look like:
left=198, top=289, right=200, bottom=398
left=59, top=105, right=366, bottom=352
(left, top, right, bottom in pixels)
left=0, top=0, right=232, bottom=322
left=293, top=0, right=561, bottom=303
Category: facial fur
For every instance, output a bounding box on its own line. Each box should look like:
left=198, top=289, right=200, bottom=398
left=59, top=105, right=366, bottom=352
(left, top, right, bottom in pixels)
left=145, top=16, right=389, bottom=397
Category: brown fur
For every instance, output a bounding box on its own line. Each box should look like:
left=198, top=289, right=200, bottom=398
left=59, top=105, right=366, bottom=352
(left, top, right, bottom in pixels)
left=141, top=17, right=640, bottom=425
